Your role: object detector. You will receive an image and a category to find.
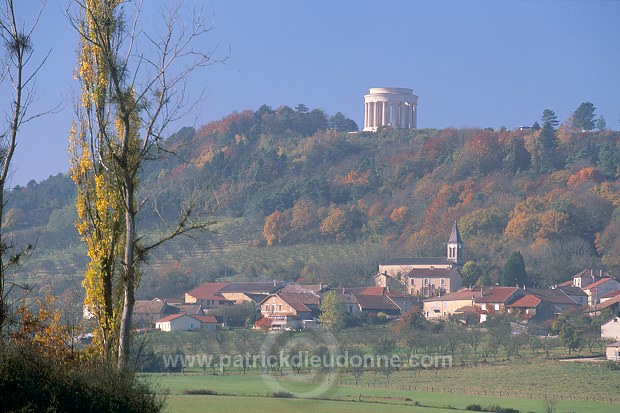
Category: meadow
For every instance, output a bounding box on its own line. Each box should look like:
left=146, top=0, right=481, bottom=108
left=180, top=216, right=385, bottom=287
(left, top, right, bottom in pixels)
left=148, top=358, right=620, bottom=413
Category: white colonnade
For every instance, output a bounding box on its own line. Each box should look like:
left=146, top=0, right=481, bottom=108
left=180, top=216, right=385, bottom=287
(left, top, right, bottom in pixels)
left=363, top=87, right=418, bottom=132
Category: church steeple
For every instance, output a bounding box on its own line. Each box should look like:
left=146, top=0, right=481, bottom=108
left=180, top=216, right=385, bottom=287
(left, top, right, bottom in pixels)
left=447, top=221, right=463, bottom=265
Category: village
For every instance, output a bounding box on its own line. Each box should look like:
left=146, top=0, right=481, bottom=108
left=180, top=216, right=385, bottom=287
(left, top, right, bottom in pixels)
left=128, top=223, right=620, bottom=362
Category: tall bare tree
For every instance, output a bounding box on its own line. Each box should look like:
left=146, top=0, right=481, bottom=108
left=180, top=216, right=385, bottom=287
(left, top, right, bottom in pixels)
left=0, top=0, right=48, bottom=336
left=69, top=0, right=219, bottom=368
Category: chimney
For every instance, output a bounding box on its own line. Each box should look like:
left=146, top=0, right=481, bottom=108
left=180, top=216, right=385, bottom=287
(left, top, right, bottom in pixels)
left=273, top=280, right=276, bottom=287
left=600, top=269, right=603, bottom=277
left=320, top=282, right=324, bottom=290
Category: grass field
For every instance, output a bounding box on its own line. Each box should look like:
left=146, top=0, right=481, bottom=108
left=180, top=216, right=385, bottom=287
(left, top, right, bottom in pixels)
left=147, top=359, right=620, bottom=413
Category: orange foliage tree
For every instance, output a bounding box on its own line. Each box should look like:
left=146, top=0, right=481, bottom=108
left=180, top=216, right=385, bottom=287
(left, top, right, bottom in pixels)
left=262, top=210, right=289, bottom=246
left=320, top=207, right=351, bottom=240
left=567, top=167, right=604, bottom=186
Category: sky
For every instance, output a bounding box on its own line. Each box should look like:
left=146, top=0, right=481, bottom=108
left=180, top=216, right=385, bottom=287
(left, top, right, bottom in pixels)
left=3, top=0, right=620, bottom=186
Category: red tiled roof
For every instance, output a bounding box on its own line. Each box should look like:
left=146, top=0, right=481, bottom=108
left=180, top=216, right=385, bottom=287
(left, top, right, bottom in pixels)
left=193, top=315, right=217, bottom=324
left=134, top=300, right=165, bottom=314
left=474, top=287, right=521, bottom=304
left=506, top=294, right=541, bottom=308
left=591, top=294, right=620, bottom=311
left=261, top=292, right=320, bottom=313
left=155, top=313, right=193, bottom=323
left=423, top=287, right=482, bottom=302
left=186, top=282, right=231, bottom=301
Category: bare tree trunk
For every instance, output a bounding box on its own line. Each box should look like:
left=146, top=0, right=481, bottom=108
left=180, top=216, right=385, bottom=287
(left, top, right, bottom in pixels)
left=117, top=174, right=136, bottom=369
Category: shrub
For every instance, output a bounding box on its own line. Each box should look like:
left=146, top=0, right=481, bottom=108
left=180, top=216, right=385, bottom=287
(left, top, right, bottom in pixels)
left=271, top=391, right=295, bottom=398
left=466, top=404, right=483, bottom=411
left=182, top=389, right=218, bottom=395
left=0, top=342, right=164, bottom=413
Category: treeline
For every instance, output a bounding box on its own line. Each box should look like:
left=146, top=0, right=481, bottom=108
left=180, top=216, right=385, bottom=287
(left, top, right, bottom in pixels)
left=6, top=103, right=620, bottom=288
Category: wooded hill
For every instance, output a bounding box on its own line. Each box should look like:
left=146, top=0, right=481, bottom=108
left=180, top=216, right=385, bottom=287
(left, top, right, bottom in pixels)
left=6, top=104, right=620, bottom=296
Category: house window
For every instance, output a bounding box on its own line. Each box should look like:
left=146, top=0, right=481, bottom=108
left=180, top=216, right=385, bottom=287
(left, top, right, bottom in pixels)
left=271, top=305, right=275, bottom=312
left=348, top=305, right=353, bottom=313
left=440, top=278, right=446, bottom=287
left=424, top=278, right=429, bottom=286
left=494, top=304, right=500, bottom=311
left=425, top=311, right=430, bottom=318
left=411, top=278, right=415, bottom=285
left=431, top=284, right=436, bottom=292
left=443, top=301, right=447, bottom=308
left=278, top=304, right=282, bottom=311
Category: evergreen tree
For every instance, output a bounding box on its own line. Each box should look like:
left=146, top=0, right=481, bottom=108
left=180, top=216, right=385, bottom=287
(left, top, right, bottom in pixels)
left=500, top=251, right=528, bottom=287
left=573, top=102, right=596, bottom=131
left=531, top=121, right=540, bottom=131
left=595, top=115, right=607, bottom=131
left=597, top=142, right=618, bottom=179
left=541, top=109, right=559, bottom=129
left=328, top=112, right=359, bottom=132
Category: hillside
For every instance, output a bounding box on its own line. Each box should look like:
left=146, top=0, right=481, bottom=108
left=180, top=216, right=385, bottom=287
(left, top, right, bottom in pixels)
left=6, top=104, right=619, bottom=297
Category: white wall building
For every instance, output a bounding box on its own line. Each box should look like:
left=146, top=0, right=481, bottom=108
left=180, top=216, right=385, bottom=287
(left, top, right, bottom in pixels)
left=602, top=316, right=620, bottom=341
left=155, top=314, right=202, bottom=332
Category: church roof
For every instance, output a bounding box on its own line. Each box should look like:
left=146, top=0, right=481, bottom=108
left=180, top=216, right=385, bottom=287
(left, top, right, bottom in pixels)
left=448, top=221, right=462, bottom=244
left=380, top=257, right=452, bottom=266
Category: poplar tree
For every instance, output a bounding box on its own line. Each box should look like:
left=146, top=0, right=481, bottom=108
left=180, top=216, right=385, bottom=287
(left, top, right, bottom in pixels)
left=70, top=0, right=217, bottom=368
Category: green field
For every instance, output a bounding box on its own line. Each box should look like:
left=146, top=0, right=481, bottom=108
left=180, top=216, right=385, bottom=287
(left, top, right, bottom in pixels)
left=148, top=359, right=620, bottom=413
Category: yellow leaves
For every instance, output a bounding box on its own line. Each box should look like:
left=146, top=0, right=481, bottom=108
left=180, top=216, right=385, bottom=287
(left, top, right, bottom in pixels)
left=12, top=290, right=76, bottom=364
left=592, top=182, right=620, bottom=207
left=389, top=206, right=409, bottom=224
left=341, top=170, right=370, bottom=186
left=504, top=192, right=572, bottom=242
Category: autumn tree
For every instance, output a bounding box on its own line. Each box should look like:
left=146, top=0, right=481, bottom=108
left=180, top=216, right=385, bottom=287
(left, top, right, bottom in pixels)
left=70, top=1, right=217, bottom=368
left=0, top=0, right=47, bottom=335
left=262, top=210, right=289, bottom=246
left=320, top=207, right=351, bottom=240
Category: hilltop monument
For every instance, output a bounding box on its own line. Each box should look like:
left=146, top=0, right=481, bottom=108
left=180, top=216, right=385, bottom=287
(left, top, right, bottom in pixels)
left=363, top=87, right=418, bottom=132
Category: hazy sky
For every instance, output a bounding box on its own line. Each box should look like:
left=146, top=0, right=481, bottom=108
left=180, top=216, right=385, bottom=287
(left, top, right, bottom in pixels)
left=4, top=0, right=620, bottom=186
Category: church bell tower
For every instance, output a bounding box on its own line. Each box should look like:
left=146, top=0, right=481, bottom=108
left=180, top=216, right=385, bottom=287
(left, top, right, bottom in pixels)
left=447, top=221, right=463, bottom=266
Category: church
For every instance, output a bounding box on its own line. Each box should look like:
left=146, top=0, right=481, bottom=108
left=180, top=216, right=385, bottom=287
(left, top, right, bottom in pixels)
left=375, top=222, right=463, bottom=297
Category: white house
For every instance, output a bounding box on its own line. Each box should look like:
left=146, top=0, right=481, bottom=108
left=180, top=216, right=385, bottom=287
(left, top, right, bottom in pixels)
left=606, top=342, right=620, bottom=361
left=601, top=316, right=620, bottom=341
left=155, top=313, right=210, bottom=332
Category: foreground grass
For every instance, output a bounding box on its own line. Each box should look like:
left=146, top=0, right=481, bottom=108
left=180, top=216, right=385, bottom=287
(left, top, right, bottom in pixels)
left=149, top=363, right=620, bottom=413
